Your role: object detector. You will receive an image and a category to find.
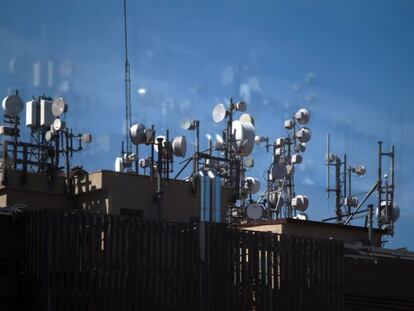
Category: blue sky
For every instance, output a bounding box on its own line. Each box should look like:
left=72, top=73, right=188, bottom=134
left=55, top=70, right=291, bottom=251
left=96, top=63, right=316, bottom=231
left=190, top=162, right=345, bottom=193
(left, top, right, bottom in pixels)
left=1, top=0, right=414, bottom=248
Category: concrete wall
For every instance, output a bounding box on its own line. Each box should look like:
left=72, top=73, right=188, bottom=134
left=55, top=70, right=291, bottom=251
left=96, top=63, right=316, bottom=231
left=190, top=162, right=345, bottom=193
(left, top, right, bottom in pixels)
left=1, top=169, right=233, bottom=223
left=242, top=219, right=383, bottom=247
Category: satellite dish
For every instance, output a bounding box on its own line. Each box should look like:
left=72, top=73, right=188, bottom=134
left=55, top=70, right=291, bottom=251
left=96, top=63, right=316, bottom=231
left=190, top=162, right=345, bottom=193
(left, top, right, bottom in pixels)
left=53, top=118, right=65, bottom=131
left=130, top=123, right=146, bottom=145
left=296, top=127, right=312, bottom=143
left=291, top=195, right=309, bottom=211
left=270, top=163, right=287, bottom=180
left=180, top=118, right=196, bottom=130
left=154, top=135, right=167, bottom=153
left=51, top=97, right=67, bottom=117
left=212, top=103, right=227, bottom=123
left=114, top=157, right=124, bottom=172
left=245, top=177, right=260, bottom=194
left=239, top=113, right=255, bottom=125
left=294, top=108, right=310, bottom=125
left=235, top=101, right=247, bottom=112
left=246, top=203, right=264, bottom=220
left=232, top=120, right=255, bottom=156
left=172, top=136, right=187, bottom=157
left=2, top=95, right=23, bottom=117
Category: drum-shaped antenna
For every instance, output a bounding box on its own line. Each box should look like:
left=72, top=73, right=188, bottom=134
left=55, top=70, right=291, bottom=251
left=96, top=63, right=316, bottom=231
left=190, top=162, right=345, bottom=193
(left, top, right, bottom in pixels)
left=244, top=157, right=254, bottom=168
left=235, top=101, right=247, bottom=112
left=172, top=136, right=187, bottom=157
left=291, top=195, right=309, bottom=211
left=232, top=120, right=255, bottom=156
left=51, top=97, right=67, bottom=117
left=180, top=118, right=197, bottom=130
left=239, top=113, right=254, bottom=125
left=53, top=118, right=65, bottom=131
left=245, top=177, right=260, bottom=194
left=294, top=108, right=310, bottom=125
left=295, top=142, right=306, bottom=153
left=2, top=95, right=23, bottom=117
left=246, top=203, right=264, bottom=220
left=212, top=103, right=227, bottom=123
left=130, top=124, right=146, bottom=145
left=296, top=127, right=312, bottom=143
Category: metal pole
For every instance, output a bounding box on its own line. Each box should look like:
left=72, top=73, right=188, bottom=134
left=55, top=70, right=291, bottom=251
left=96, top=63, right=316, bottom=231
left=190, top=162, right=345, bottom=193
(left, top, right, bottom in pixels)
left=367, top=204, right=373, bottom=245
left=377, top=141, right=383, bottom=220
left=344, top=181, right=378, bottom=225
left=335, top=157, right=342, bottom=222
left=326, top=134, right=331, bottom=199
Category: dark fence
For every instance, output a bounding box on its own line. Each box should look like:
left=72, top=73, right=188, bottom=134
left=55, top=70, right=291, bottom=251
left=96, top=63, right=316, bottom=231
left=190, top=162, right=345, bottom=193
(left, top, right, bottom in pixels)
left=18, top=208, right=344, bottom=311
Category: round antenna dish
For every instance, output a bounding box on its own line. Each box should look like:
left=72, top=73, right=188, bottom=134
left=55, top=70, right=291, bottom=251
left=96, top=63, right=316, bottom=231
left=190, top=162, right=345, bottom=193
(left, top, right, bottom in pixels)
left=295, top=143, right=306, bottom=153
left=51, top=97, right=67, bottom=117
left=212, top=103, right=227, bottom=123
left=232, top=120, right=255, bottom=156
left=239, top=113, right=255, bottom=125
left=270, top=163, right=287, bottom=180
left=154, top=135, right=167, bottom=153
left=2, top=95, right=23, bottom=117
left=130, top=124, right=146, bottom=145
left=254, top=135, right=265, bottom=145
left=294, top=108, right=311, bottom=125
left=53, top=118, right=65, bottom=131
left=291, top=195, right=309, bottom=211
left=180, top=118, right=196, bottom=130
left=243, top=157, right=254, bottom=168
left=296, top=127, right=312, bottom=143
left=172, top=136, right=187, bottom=157
left=235, top=101, right=247, bottom=112
left=45, top=130, right=54, bottom=142
left=246, top=203, right=263, bottom=220
left=245, top=177, right=260, bottom=194
left=81, top=133, right=92, bottom=144
left=353, top=165, right=366, bottom=176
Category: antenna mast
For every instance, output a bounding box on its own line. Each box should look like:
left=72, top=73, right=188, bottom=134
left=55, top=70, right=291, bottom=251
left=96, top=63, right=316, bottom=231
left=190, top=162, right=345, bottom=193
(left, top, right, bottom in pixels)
left=123, top=0, right=132, bottom=166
